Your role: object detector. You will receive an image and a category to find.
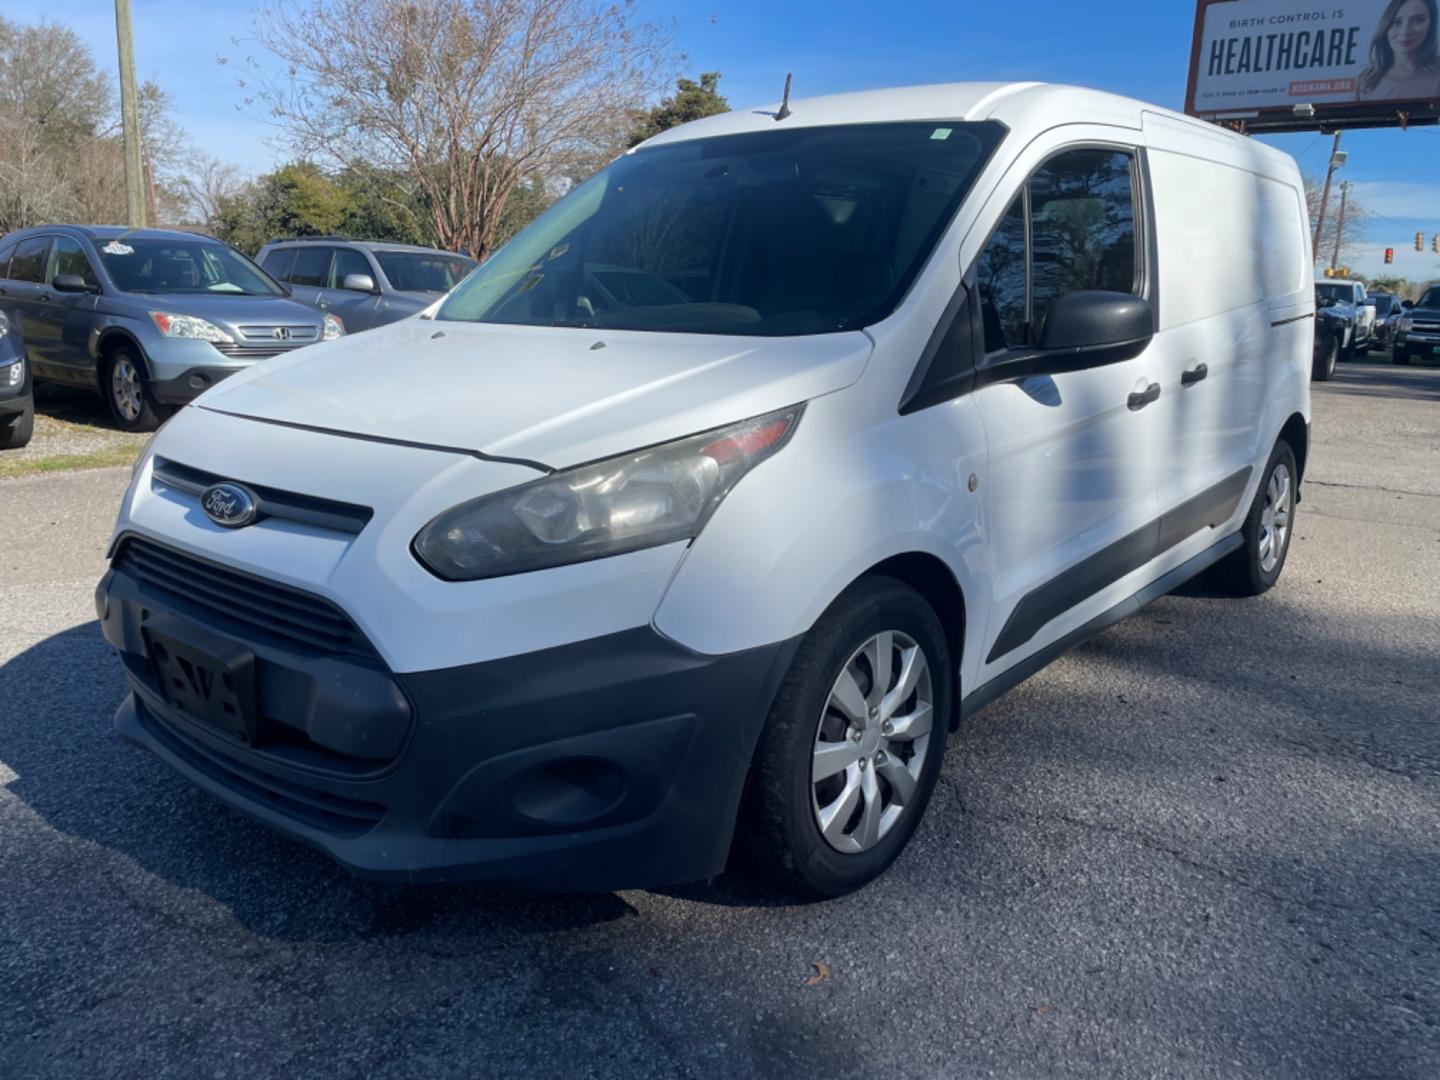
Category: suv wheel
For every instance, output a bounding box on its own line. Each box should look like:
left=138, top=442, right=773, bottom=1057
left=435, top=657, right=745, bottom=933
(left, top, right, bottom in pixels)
left=103, top=348, right=169, bottom=432
left=1208, top=440, right=1298, bottom=597
left=0, top=399, right=34, bottom=449
left=740, top=577, right=952, bottom=899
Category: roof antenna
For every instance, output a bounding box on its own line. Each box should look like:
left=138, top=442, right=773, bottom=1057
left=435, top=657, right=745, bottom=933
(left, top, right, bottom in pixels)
left=776, top=73, right=793, bottom=121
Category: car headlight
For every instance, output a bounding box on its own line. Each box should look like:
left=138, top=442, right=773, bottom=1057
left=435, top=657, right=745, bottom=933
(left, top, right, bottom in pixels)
left=0, top=310, right=9, bottom=339
left=414, top=404, right=805, bottom=581
left=4, top=357, right=23, bottom=388
left=1398, top=317, right=1413, bottom=333
left=323, top=314, right=345, bottom=340
left=150, top=312, right=233, bottom=343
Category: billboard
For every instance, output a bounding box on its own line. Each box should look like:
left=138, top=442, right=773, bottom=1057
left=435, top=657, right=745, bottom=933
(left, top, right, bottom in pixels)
left=1186, top=0, right=1440, bottom=131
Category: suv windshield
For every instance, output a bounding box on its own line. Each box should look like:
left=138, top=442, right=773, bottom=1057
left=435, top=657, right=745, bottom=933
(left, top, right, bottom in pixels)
left=98, top=238, right=284, bottom=296
left=438, top=121, right=1005, bottom=336
left=376, top=251, right=477, bottom=293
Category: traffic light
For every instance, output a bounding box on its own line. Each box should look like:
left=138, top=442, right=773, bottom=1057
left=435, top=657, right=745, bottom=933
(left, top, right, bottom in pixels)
left=1385, top=247, right=1395, bottom=264
left=1417, top=231, right=1425, bottom=250
left=1433, top=234, right=1440, bottom=253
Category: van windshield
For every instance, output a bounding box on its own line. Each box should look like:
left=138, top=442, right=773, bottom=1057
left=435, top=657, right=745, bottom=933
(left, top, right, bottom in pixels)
left=98, top=238, right=285, bottom=296
left=437, top=121, right=1005, bottom=336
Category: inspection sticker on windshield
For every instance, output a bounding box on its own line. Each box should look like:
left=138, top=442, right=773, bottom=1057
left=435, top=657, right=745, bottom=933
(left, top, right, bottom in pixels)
left=930, top=127, right=952, bottom=140
left=102, top=241, right=134, bottom=255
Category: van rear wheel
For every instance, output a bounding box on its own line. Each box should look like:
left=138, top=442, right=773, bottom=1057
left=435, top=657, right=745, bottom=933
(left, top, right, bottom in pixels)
left=1208, top=440, right=1297, bottom=597
left=739, top=577, right=952, bottom=899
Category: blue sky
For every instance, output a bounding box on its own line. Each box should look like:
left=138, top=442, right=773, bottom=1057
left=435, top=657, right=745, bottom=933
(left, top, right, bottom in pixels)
left=9, top=0, right=1440, bottom=278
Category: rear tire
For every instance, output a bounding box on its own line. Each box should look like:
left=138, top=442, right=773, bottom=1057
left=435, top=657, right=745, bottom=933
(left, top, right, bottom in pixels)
left=0, top=400, right=34, bottom=449
left=739, top=577, right=952, bottom=900
left=1312, top=335, right=1338, bottom=381
left=102, top=348, right=170, bottom=433
left=1208, top=440, right=1298, bottom=597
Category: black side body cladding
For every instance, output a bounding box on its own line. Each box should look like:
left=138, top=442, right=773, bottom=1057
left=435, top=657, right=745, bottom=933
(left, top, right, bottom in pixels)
left=987, top=467, right=1252, bottom=663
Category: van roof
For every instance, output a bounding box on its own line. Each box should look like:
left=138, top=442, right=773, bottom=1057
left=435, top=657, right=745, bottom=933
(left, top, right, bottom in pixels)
left=638, top=81, right=1290, bottom=170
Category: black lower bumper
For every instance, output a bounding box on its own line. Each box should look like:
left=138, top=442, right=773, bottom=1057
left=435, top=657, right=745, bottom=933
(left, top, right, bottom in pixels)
left=99, top=559, right=796, bottom=891
left=150, top=365, right=246, bottom=404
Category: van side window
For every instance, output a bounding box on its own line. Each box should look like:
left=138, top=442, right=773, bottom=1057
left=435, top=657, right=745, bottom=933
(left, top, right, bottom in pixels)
left=978, top=196, right=1028, bottom=353
left=50, top=237, right=99, bottom=287
left=1029, top=149, right=1137, bottom=337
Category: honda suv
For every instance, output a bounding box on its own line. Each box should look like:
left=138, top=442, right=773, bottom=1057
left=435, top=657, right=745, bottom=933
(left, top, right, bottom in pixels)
left=255, top=238, right=477, bottom=333
left=0, top=227, right=342, bottom=431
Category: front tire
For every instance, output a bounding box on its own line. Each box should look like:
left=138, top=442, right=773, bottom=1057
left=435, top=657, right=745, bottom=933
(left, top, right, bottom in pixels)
left=1209, top=440, right=1298, bottom=597
left=740, top=577, right=952, bottom=899
left=1312, top=334, right=1338, bottom=381
left=102, top=348, right=169, bottom=432
left=0, top=400, right=34, bottom=449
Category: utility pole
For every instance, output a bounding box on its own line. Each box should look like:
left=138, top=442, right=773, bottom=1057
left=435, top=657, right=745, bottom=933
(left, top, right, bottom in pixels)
left=1313, top=131, right=1344, bottom=258
left=113, top=0, right=146, bottom=228
left=1330, top=181, right=1351, bottom=271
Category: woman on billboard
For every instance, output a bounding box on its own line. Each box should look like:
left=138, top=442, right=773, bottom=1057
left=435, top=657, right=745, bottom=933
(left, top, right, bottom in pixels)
left=1357, top=0, right=1440, bottom=101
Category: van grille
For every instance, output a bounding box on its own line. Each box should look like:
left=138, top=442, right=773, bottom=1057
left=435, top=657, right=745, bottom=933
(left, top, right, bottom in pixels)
left=113, top=536, right=379, bottom=661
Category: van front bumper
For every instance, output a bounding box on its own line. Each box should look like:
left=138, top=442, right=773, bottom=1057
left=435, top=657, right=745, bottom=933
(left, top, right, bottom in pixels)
left=98, top=558, right=796, bottom=891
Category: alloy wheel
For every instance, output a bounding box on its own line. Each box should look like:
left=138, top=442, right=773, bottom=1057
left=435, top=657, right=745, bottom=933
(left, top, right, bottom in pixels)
left=1258, top=461, right=1293, bottom=574
left=811, top=630, right=934, bottom=854
left=111, top=357, right=143, bottom=422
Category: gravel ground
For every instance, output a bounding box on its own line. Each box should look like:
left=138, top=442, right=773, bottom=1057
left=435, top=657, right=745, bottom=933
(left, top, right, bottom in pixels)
left=0, top=384, right=148, bottom=473
left=1, top=359, right=1437, bottom=1079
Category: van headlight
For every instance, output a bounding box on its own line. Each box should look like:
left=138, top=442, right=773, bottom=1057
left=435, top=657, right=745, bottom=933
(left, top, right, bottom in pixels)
left=413, top=405, right=804, bottom=580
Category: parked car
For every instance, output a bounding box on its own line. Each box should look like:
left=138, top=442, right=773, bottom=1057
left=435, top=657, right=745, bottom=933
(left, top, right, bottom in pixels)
left=97, top=83, right=1312, bottom=899
left=1393, top=287, right=1440, bottom=365
left=0, top=305, right=33, bottom=449
left=255, top=238, right=478, bottom=333
left=1315, top=278, right=1375, bottom=354
left=1367, top=292, right=1403, bottom=350
left=1313, top=289, right=1348, bottom=381
left=0, top=226, right=343, bottom=432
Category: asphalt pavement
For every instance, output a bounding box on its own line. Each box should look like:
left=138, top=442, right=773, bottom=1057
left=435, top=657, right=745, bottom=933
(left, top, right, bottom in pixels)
left=2, top=359, right=1437, bottom=1079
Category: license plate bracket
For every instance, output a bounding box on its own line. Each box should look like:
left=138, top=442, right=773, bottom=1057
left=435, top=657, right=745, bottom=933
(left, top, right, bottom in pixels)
left=144, top=622, right=260, bottom=743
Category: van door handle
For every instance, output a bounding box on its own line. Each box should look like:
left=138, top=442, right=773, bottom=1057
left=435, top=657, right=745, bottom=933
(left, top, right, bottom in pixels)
left=1127, top=382, right=1161, bottom=411
left=1181, top=363, right=1209, bottom=387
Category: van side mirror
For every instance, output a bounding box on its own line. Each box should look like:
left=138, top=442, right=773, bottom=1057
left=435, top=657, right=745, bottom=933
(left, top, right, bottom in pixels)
left=976, top=292, right=1155, bottom=388
left=342, top=273, right=378, bottom=294
left=52, top=273, right=99, bottom=294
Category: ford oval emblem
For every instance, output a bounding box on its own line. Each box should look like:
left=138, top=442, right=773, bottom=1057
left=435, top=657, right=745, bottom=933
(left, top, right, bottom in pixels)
left=201, top=482, right=259, bottom=528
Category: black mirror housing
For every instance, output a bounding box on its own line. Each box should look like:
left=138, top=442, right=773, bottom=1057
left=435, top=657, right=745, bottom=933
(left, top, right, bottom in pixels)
left=977, top=291, right=1155, bottom=388
left=1403, top=299, right=1416, bottom=309
left=52, top=273, right=98, bottom=294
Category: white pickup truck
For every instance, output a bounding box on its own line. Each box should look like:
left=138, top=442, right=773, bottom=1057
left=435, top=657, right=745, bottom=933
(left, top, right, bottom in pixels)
left=1315, top=279, right=1378, bottom=354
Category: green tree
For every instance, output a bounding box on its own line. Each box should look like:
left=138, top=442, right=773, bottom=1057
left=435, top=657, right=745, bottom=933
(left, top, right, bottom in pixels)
left=627, top=72, right=729, bottom=148
left=215, top=163, right=353, bottom=254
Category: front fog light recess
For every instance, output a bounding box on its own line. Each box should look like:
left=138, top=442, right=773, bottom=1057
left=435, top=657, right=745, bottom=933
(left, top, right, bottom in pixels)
left=415, top=404, right=803, bottom=580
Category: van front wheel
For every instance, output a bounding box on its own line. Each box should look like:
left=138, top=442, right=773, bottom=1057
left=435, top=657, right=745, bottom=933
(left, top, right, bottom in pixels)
left=740, top=578, right=952, bottom=899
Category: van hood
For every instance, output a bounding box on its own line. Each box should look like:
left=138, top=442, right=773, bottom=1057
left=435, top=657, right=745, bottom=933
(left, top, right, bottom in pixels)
left=197, top=318, right=872, bottom=469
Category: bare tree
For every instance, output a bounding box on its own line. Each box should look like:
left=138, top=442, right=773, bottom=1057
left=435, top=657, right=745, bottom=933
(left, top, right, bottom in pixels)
left=242, top=0, right=675, bottom=259
left=1304, top=174, right=1370, bottom=270
left=179, top=154, right=247, bottom=228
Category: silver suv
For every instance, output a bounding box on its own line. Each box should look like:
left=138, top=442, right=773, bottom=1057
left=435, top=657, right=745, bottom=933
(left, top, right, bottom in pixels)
left=255, top=238, right=478, bottom=333
left=0, top=226, right=341, bottom=431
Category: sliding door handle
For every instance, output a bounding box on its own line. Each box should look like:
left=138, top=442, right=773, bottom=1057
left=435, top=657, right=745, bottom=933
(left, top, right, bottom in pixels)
left=1127, top=381, right=1161, bottom=411
left=1181, top=363, right=1209, bottom=387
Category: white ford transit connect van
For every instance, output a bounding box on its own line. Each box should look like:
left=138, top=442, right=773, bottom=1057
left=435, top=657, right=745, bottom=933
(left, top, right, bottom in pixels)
left=98, top=84, right=1312, bottom=898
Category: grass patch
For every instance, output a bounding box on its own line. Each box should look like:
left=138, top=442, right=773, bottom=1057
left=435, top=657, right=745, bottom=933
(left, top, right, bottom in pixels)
left=0, top=445, right=141, bottom=479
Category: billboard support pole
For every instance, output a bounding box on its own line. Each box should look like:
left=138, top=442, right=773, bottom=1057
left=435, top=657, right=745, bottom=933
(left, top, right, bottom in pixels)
left=1313, top=132, right=1343, bottom=257
left=1331, top=182, right=1351, bottom=272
